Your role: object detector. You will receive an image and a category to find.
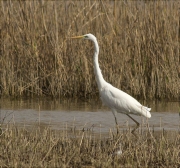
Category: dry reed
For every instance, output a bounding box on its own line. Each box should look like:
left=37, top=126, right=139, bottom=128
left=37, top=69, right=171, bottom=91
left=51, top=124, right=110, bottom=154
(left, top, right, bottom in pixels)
left=0, top=123, right=179, bottom=167
left=0, top=1, right=179, bottom=100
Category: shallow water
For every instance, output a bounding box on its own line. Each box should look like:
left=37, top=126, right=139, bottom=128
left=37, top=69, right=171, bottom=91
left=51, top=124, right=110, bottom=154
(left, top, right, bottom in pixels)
left=0, top=98, right=179, bottom=133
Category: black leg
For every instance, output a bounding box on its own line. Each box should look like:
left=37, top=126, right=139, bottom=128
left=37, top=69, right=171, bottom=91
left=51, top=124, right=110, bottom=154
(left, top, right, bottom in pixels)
left=112, top=110, right=119, bottom=134
left=126, top=114, right=140, bottom=135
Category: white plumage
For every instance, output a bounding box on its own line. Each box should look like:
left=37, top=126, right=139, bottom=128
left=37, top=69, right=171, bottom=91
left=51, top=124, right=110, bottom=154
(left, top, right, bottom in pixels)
left=100, top=83, right=151, bottom=118
left=71, top=33, right=151, bottom=133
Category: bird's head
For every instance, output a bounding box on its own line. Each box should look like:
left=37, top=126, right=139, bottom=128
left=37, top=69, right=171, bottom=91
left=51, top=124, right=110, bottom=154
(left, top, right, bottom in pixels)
left=71, top=33, right=96, bottom=42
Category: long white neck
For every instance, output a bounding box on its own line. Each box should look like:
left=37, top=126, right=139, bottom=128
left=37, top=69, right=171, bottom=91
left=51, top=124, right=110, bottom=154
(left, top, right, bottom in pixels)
left=93, top=39, right=106, bottom=90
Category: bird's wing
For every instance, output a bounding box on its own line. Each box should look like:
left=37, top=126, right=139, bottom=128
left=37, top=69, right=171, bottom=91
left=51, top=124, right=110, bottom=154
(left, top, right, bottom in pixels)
left=100, top=84, right=151, bottom=117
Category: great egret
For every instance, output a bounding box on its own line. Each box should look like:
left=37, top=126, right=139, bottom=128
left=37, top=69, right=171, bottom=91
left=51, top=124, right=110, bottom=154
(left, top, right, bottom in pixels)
left=71, top=33, right=151, bottom=134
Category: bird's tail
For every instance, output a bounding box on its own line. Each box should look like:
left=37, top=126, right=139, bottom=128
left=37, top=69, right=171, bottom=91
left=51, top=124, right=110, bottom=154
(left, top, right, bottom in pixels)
left=141, top=106, right=151, bottom=118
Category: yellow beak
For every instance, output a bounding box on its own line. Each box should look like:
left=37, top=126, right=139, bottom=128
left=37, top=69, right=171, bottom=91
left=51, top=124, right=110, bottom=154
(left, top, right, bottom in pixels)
left=70, top=35, right=84, bottom=39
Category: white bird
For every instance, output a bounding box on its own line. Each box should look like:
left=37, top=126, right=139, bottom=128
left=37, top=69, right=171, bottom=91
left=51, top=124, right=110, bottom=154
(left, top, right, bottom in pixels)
left=71, top=33, right=151, bottom=134
left=112, top=143, right=122, bottom=157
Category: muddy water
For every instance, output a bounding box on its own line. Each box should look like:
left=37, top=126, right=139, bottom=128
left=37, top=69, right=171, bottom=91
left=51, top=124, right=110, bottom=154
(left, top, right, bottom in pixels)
left=0, top=98, right=179, bottom=133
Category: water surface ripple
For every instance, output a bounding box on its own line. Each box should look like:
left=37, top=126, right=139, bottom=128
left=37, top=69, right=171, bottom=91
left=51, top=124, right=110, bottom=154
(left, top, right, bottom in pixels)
left=0, top=98, right=179, bottom=133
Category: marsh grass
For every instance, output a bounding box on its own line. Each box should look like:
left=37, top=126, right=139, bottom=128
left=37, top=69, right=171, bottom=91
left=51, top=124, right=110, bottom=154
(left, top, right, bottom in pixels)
left=0, top=1, right=179, bottom=99
left=0, top=123, right=179, bottom=167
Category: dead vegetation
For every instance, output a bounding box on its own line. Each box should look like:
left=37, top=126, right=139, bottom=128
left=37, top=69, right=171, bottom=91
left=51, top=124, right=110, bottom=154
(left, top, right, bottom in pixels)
left=0, top=1, right=179, bottom=100
left=0, top=123, right=179, bottom=167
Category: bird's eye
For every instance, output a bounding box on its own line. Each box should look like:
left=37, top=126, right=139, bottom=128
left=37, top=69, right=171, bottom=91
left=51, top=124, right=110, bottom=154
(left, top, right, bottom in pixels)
left=84, top=35, right=88, bottom=39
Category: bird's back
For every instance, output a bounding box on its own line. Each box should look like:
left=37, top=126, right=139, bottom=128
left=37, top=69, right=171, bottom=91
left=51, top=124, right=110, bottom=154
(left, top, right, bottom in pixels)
left=99, top=83, right=151, bottom=118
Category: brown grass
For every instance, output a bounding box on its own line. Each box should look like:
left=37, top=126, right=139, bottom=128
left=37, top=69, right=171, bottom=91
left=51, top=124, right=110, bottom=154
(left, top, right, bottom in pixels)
left=0, top=1, right=179, bottom=100
left=0, top=123, right=179, bottom=167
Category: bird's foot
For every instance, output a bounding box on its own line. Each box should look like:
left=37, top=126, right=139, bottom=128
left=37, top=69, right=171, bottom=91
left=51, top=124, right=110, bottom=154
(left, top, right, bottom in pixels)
left=131, top=123, right=140, bottom=137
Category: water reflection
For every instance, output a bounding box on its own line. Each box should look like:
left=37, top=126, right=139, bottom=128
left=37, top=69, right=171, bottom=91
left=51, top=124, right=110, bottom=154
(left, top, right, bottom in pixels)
left=0, top=98, right=179, bottom=133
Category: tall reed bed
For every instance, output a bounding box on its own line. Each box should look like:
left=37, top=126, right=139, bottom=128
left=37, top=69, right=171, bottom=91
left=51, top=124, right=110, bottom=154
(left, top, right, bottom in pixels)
left=0, top=1, right=179, bottom=99
left=0, top=123, right=179, bottom=167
